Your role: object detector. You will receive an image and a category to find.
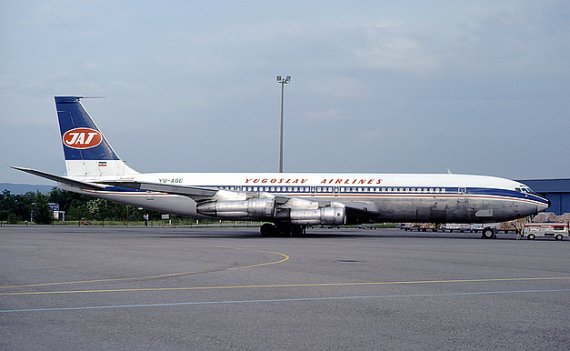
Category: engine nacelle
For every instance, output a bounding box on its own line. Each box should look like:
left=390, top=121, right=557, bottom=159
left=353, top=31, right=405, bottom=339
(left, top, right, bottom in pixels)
left=290, top=206, right=346, bottom=225
left=196, top=199, right=275, bottom=219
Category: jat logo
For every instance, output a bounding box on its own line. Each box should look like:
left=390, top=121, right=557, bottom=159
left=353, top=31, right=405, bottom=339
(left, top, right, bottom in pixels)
left=63, top=128, right=102, bottom=149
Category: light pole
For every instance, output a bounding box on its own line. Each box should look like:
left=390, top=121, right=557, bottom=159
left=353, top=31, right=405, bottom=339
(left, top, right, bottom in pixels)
left=276, top=75, right=291, bottom=173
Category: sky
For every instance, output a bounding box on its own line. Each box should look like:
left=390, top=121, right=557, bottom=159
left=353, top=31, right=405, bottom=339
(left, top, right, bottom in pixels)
left=1, top=1, right=569, bottom=185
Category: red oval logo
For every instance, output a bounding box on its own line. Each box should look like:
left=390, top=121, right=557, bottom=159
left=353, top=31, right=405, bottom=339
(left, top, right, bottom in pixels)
left=62, top=128, right=102, bottom=149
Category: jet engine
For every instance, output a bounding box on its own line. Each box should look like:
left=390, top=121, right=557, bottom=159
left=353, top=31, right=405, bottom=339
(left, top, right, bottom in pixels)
left=196, top=199, right=275, bottom=219
left=290, top=206, right=346, bottom=225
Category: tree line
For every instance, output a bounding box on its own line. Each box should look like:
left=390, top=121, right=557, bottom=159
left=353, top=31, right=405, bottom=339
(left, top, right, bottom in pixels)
left=0, top=188, right=157, bottom=224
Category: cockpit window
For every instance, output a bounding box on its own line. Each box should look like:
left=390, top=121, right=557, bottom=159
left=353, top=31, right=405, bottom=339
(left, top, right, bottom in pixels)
left=517, top=186, right=536, bottom=194
left=523, top=187, right=536, bottom=194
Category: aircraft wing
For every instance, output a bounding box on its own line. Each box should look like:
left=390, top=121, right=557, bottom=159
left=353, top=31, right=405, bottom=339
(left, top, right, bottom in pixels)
left=11, top=169, right=381, bottom=222
left=102, top=181, right=218, bottom=201
left=11, top=166, right=106, bottom=191
left=104, top=180, right=380, bottom=222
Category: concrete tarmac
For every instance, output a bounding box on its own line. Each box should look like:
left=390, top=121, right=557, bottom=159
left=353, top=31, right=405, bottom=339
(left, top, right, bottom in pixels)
left=1, top=226, right=569, bottom=350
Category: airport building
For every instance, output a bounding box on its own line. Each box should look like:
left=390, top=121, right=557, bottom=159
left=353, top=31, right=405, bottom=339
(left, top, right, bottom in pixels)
left=518, top=178, right=570, bottom=215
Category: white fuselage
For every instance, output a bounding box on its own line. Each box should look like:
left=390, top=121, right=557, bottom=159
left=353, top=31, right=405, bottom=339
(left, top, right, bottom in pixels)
left=65, top=172, right=549, bottom=224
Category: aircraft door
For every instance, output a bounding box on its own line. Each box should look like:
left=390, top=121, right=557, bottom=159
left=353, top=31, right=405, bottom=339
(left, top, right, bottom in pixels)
left=458, top=187, right=468, bottom=203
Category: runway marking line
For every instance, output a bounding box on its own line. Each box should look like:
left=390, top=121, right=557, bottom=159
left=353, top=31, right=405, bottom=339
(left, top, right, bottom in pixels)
left=0, top=247, right=289, bottom=289
left=1, top=276, right=569, bottom=297
left=2, top=288, right=570, bottom=313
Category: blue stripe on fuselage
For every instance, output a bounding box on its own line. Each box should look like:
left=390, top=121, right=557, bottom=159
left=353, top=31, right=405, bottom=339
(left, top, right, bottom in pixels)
left=90, top=184, right=549, bottom=206
left=467, top=188, right=547, bottom=204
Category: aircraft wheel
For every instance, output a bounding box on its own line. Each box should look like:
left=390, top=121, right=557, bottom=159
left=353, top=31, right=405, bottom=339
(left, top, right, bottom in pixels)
left=482, top=228, right=494, bottom=239
left=276, top=223, right=293, bottom=236
left=555, top=234, right=563, bottom=241
left=260, top=223, right=278, bottom=237
left=291, top=225, right=304, bottom=237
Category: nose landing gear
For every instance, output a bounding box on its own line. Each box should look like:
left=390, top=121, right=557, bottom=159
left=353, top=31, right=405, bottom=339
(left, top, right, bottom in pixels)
left=481, top=227, right=496, bottom=239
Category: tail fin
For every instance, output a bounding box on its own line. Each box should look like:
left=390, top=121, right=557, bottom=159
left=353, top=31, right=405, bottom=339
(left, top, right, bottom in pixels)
left=55, top=96, right=139, bottom=179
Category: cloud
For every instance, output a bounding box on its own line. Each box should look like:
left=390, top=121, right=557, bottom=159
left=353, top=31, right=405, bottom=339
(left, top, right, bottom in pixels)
left=1, top=1, right=569, bottom=182
left=303, top=108, right=343, bottom=122
left=355, top=24, right=441, bottom=74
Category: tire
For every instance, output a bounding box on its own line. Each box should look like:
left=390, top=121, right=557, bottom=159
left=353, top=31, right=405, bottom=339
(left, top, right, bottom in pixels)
left=275, top=223, right=293, bottom=236
left=527, top=234, right=536, bottom=240
left=291, top=225, right=304, bottom=237
left=482, top=228, right=494, bottom=239
left=555, top=234, right=563, bottom=241
left=260, top=223, right=277, bottom=237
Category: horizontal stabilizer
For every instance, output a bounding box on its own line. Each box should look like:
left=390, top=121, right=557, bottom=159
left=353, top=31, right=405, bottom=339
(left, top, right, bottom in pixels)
left=11, top=166, right=105, bottom=191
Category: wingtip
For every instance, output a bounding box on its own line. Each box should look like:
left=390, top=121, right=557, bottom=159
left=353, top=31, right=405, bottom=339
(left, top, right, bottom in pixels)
left=11, top=165, right=30, bottom=171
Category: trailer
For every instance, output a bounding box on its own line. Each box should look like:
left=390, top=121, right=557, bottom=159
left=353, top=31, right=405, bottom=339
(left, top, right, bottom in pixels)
left=400, top=223, right=441, bottom=232
left=520, top=223, right=568, bottom=240
left=400, top=220, right=525, bottom=238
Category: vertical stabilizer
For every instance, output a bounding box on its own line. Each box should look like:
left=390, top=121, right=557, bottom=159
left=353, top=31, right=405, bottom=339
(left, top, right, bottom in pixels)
left=55, top=96, right=139, bottom=179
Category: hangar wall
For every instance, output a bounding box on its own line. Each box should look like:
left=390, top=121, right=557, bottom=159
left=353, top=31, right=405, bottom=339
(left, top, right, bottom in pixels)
left=517, top=179, right=570, bottom=215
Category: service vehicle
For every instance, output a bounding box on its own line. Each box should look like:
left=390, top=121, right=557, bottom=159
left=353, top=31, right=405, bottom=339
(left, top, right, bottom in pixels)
left=520, top=223, right=568, bottom=240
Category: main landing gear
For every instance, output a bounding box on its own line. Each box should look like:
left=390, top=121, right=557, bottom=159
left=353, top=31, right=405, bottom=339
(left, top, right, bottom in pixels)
left=260, top=223, right=305, bottom=237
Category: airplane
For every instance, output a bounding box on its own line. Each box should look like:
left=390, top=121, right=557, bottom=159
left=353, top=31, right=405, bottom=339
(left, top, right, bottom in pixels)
left=13, top=96, right=550, bottom=237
